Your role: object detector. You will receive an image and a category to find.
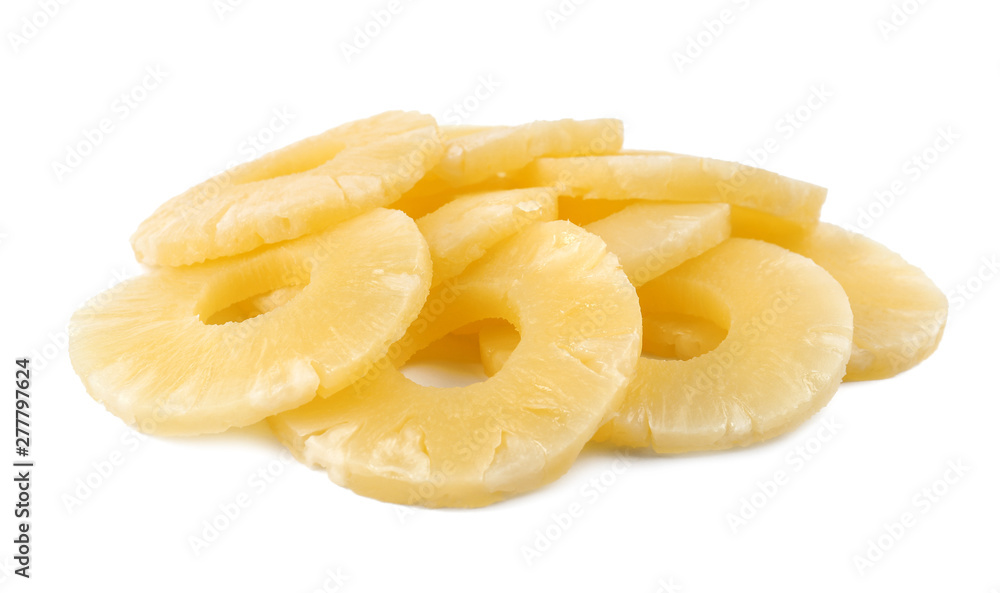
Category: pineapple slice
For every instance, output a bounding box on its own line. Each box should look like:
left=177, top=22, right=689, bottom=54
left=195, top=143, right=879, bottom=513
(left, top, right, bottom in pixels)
left=132, top=111, right=443, bottom=266
left=595, top=239, right=853, bottom=453
left=230, top=187, right=559, bottom=319
left=399, top=118, right=624, bottom=207
left=478, top=201, right=730, bottom=372
left=519, top=152, right=826, bottom=229
left=641, top=312, right=726, bottom=361
left=416, top=187, right=558, bottom=286
left=269, top=221, right=642, bottom=508
left=734, top=221, right=948, bottom=380
left=69, top=209, right=432, bottom=435
left=480, top=311, right=726, bottom=376
left=583, top=202, right=731, bottom=286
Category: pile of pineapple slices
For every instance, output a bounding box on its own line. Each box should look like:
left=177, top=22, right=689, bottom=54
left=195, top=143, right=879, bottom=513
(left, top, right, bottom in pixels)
left=69, top=111, right=948, bottom=508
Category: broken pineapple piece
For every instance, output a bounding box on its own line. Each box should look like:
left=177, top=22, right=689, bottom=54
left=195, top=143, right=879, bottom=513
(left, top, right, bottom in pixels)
left=269, top=221, right=642, bottom=508
left=595, top=239, right=853, bottom=453
left=132, top=111, right=443, bottom=266
left=583, top=202, right=731, bottom=286
left=734, top=221, right=948, bottom=380
left=416, top=187, right=558, bottom=286
left=70, top=209, right=432, bottom=435
left=519, top=152, right=826, bottom=229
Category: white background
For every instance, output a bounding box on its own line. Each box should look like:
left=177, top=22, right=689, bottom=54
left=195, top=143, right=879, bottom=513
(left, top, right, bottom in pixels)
left=1, top=0, right=998, bottom=591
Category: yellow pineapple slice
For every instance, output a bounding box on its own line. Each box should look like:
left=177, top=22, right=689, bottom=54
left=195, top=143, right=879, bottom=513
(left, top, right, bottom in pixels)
left=70, top=209, right=432, bottom=435
left=583, top=202, right=731, bottom=286
left=733, top=221, right=948, bottom=380
left=641, top=312, right=726, bottom=361
left=480, top=311, right=726, bottom=376
left=595, top=239, right=853, bottom=453
left=416, top=187, right=558, bottom=286
left=519, top=152, right=826, bottom=229
left=399, top=119, right=624, bottom=207
left=131, top=111, right=443, bottom=266
left=478, top=201, right=730, bottom=372
left=269, top=221, right=642, bottom=508
left=231, top=187, right=559, bottom=320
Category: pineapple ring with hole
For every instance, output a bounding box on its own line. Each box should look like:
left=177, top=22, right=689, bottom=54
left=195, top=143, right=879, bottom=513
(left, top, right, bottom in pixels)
left=733, top=221, right=948, bottom=380
left=640, top=312, right=727, bottom=361
left=219, top=186, right=560, bottom=320
left=132, top=111, right=443, bottom=266
left=594, top=239, right=853, bottom=453
left=478, top=201, right=732, bottom=372
left=69, top=208, right=432, bottom=436
left=518, top=152, right=826, bottom=231
left=479, top=310, right=726, bottom=377
left=268, top=221, right=642, bottom=508
left=397, top=119, right=625, bottom=207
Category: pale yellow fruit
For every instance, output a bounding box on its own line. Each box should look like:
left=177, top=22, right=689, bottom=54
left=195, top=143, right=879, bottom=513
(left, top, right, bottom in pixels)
left=70, top=209, right=432, bottom=435
left=641, top=312, right=726, bottom=361
left=132, top=111, right=443, bottom=266
left=733, top=221, right=948, bottom=380
left=416, top=187, right=558, bottom=286
left=480, top=311, right=725, bottom=377
left=269, top=221, right=642, bottom=508
left=231, top=187, right=559, bottom=318
left=595, top=239, right=853, bottom=453
left=583, top=202, right=731, bottom=287
left=520, top=152, right=826, bottom=229
left=400, top=119, right=624, bottom=206
left=478, top=201, right=730, bottom=372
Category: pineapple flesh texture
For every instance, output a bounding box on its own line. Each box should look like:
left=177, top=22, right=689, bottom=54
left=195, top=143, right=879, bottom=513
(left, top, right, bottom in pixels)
left=400, top=118, right=625, bottom=206
left=131, top=111, right=443, bottom=266
left=478, top=202, right=731, bottom=372
left=733, top=221, right=948, bottom=380
left=416, top=187, right=558, bottom=286
left=227, top=186, right=560, bottom=320
left=595, top=239, right=853, bottom=453
left=519, top=152, right=826, bottom=230
left=70, top=209, right=432, bottom=435
left=269, top=221, right=642, bottom=508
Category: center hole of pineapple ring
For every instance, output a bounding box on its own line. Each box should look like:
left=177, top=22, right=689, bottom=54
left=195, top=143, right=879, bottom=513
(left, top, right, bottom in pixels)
left=638, top=280, right=731, bottom=361
left=398, top=321, right=500, bottom=388
left=199, top=258, right=311, bottom=325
